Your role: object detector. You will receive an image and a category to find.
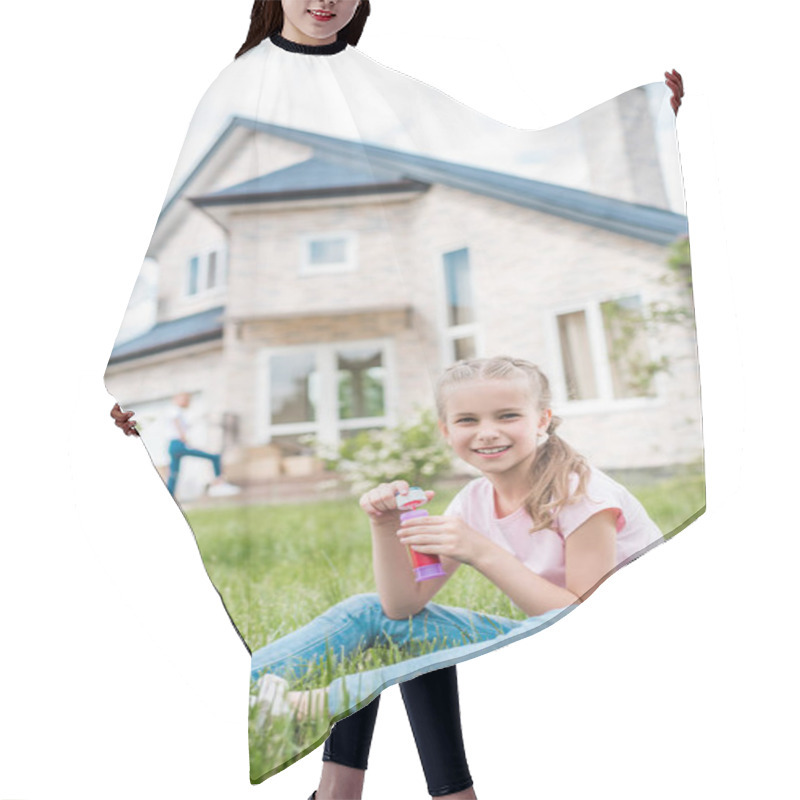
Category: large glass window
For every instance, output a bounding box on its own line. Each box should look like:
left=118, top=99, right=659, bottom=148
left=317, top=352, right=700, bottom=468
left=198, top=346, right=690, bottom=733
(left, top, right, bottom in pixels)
left=442, top=247, right=479, bottom=364
left=557, top=310, right=598, bottom=401
left=555, top=294, right=656, bottom=403
left=337, top=348, right=386, bottom=420
left=600, top=295, right=655, bottom=399
left=269, top=352, right=317, bottom=425
left=265, top=341, right=391, bottom=446
left=444, top=248, right=475, bottom=327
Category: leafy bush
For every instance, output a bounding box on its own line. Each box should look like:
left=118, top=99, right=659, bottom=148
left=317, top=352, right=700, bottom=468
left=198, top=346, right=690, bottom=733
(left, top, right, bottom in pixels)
left=313, top=407, right=453, bottom=495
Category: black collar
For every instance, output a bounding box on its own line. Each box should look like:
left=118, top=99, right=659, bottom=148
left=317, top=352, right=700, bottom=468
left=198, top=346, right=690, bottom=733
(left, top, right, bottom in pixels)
left=269, top=31, right=348, bottom=55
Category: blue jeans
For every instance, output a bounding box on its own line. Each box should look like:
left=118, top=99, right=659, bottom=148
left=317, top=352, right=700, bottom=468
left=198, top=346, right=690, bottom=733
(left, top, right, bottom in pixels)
left=166, top=439, right=221, bottom=495
left=250, top=593, right=574, bottom=716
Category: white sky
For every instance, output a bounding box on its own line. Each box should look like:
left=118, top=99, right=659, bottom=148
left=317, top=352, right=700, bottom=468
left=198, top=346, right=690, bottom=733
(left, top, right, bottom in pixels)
left=162, top=46, right=682, bottom=213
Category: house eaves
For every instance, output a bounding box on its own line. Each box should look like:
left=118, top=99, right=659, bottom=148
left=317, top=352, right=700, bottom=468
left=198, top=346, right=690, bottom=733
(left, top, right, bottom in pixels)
left=108, top=305, right=224, bottom=364
left=228, top=303, right=410, bottom=323
left=190, top=155, right=429, bottom=207
left=162, top=116, right=688, bottom=245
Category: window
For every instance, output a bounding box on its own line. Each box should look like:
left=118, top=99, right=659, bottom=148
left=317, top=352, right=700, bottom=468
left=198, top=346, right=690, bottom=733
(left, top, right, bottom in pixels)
left=262, top=341, right=392, bottom=448
left=600, top=296, right=657, bottom=399
left=207, top=251, right=219, bottom=289
left=557, top=310, right=598, bottom=401
left=269, top=352, right=318, bottom=425
left=442, top=247, right=479, bottom=363
left=300, top=232, right=357, bottom=275
left=185, top=248, right=226, bottom=296
left=337, top=348, right=386, bottom=420
left=555, top=294, right=656, bottom=403
left=187, top=256, right=200, bottom=296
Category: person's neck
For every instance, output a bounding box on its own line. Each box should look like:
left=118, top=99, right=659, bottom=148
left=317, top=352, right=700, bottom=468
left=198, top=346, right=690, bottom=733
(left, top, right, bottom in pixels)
left=487, top=472, right=531, bottom=518
left=280, top=20, right=337, bottom=47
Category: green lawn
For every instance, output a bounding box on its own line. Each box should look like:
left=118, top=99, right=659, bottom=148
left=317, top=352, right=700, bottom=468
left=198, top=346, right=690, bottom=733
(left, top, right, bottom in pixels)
left=188, top=469, right=704, bottom=651
left=186, top=469, right=704, bottom=781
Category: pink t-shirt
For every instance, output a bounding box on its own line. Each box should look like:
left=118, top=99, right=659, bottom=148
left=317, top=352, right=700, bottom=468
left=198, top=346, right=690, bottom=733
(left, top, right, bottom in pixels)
left=444, top=467, right=663, bottom=590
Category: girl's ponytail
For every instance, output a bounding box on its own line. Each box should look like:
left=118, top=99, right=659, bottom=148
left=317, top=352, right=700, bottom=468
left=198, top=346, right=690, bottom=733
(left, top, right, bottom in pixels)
left=436, top=356, right=590, bottom=533
left=523, top=413, right=590, bottom=533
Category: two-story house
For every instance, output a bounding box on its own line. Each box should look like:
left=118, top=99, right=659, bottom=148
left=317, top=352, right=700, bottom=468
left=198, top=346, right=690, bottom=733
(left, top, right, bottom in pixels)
left=105, top=111, right=698, bottom=499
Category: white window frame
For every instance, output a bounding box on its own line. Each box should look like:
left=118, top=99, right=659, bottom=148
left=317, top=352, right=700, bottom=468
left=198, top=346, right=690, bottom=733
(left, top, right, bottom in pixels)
left=256, top=337, right=396, bottom=447
left=437, top=245, right=483, bottom=367
left=547, top=291, right=663, bottom=414
left=184, top=246, right=228, bottom=297
left=299, top=231, right=358, bottom=276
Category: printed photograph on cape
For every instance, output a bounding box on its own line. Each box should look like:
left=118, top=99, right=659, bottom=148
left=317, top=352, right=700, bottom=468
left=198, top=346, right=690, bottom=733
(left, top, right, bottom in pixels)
left=103, top=27, right=703, bottom=783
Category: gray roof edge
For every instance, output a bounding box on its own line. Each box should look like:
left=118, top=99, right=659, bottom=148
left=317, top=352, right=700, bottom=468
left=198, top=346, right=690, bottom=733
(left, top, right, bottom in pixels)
left=161, top=115, right=688, bottom=243
left=158, top=118, right=245, bottom=222
left=108, top=329, right=223, bottom=365
left=190, top=179, right=430, bottom=207
left=232, top=117, right=688, bottom=241
left=108, top=305, right=226, bottom=364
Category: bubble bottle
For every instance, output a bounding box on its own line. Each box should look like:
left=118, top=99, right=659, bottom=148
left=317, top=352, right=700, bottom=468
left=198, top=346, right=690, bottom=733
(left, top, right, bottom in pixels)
left=396, top=487, right=447, bottom=582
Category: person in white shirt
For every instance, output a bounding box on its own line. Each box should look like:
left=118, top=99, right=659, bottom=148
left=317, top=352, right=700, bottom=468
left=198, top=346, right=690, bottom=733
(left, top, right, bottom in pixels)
left=165, top=392, right=241, bottom=498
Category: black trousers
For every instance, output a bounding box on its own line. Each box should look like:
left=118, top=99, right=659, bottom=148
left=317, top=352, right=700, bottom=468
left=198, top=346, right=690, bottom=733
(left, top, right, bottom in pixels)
left=322, top=665, right=473, bottom=797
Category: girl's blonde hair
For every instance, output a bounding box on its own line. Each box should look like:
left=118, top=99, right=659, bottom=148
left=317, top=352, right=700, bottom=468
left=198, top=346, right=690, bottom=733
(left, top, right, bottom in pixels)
left=435, top=356, right=590, bottom=532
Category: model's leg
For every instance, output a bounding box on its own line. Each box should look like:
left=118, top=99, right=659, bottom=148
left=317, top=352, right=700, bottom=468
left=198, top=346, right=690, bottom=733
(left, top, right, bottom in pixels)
left=314, top=695, right=381, bottom=800
left=322, top=694, right=381, bottom=769
left=316, top=668, right=475, bottom=800
left=326, top=604, right=568, bottom=716
left=315, top=668, right=475, bottom=800
left=400, top=666, right=475, bottom=799
left=253, top=597, right=569, bottom=717
left=179, top=446, right=222, bottom=477
left=250, top=594, right=388, bottom=683
left=166, top=441, right=184, bottom=496
left=250, top=592, right=538, bottom=685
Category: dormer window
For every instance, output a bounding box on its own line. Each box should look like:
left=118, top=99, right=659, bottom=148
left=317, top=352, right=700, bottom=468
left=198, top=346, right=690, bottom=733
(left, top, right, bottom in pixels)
left=300, top=232, right=357, bottom=275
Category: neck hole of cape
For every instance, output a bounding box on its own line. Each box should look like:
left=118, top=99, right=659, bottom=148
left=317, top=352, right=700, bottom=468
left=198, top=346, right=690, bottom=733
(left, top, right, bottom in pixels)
left=269, top=31, right=348, bottom=55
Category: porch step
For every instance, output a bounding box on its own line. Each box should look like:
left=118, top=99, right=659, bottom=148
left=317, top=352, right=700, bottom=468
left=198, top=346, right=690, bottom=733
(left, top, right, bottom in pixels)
left=180, top=474, right=351, bottom=509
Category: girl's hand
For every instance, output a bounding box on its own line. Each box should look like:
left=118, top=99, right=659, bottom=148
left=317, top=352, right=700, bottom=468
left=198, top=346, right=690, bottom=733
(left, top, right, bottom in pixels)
left=665, top=68, right=684, bottom=116
left=110, top=403, right=139, bottom=437
left=397, top=514, right=485, bottom=566
left=359, top=481, right=435, bottom=520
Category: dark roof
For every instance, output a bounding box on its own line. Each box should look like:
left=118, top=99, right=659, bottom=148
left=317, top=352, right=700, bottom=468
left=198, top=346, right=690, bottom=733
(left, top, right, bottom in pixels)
left=191, top=156, right=428, bottom=206
left=161, top=117, right=688, bottom=245
left=108, top=305, right=224, bottom=364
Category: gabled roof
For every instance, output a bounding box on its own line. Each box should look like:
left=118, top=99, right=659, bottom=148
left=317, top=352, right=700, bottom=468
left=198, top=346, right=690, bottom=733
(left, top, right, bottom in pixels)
left=191, top=156, right=428, bottom=206
left=162, top=116, right=688, bottom=245
left=108, top=305, right=224, bottom=364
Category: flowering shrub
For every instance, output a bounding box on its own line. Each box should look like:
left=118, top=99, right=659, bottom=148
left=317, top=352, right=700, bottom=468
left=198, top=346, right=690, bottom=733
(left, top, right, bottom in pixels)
left=313, top=407, right=453, bottom=495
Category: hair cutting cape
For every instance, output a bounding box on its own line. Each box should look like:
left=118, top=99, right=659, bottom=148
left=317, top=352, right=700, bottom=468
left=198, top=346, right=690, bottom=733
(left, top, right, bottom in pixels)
left=104, top=32, right=703, bottom=783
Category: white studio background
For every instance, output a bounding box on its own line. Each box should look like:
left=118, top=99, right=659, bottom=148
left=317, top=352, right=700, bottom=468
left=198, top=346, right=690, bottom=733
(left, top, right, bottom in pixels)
left=1, top=1, right=797, bottom=798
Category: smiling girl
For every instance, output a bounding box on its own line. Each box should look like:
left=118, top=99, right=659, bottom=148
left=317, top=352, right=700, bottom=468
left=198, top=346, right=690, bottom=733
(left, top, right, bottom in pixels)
left=378, top=356, right=663, bottom=619
left=252, top=356, right=664, bottom=788
left=277, top=0, right=361, bottom=45
left=107, top=1, right=683, bottom=794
